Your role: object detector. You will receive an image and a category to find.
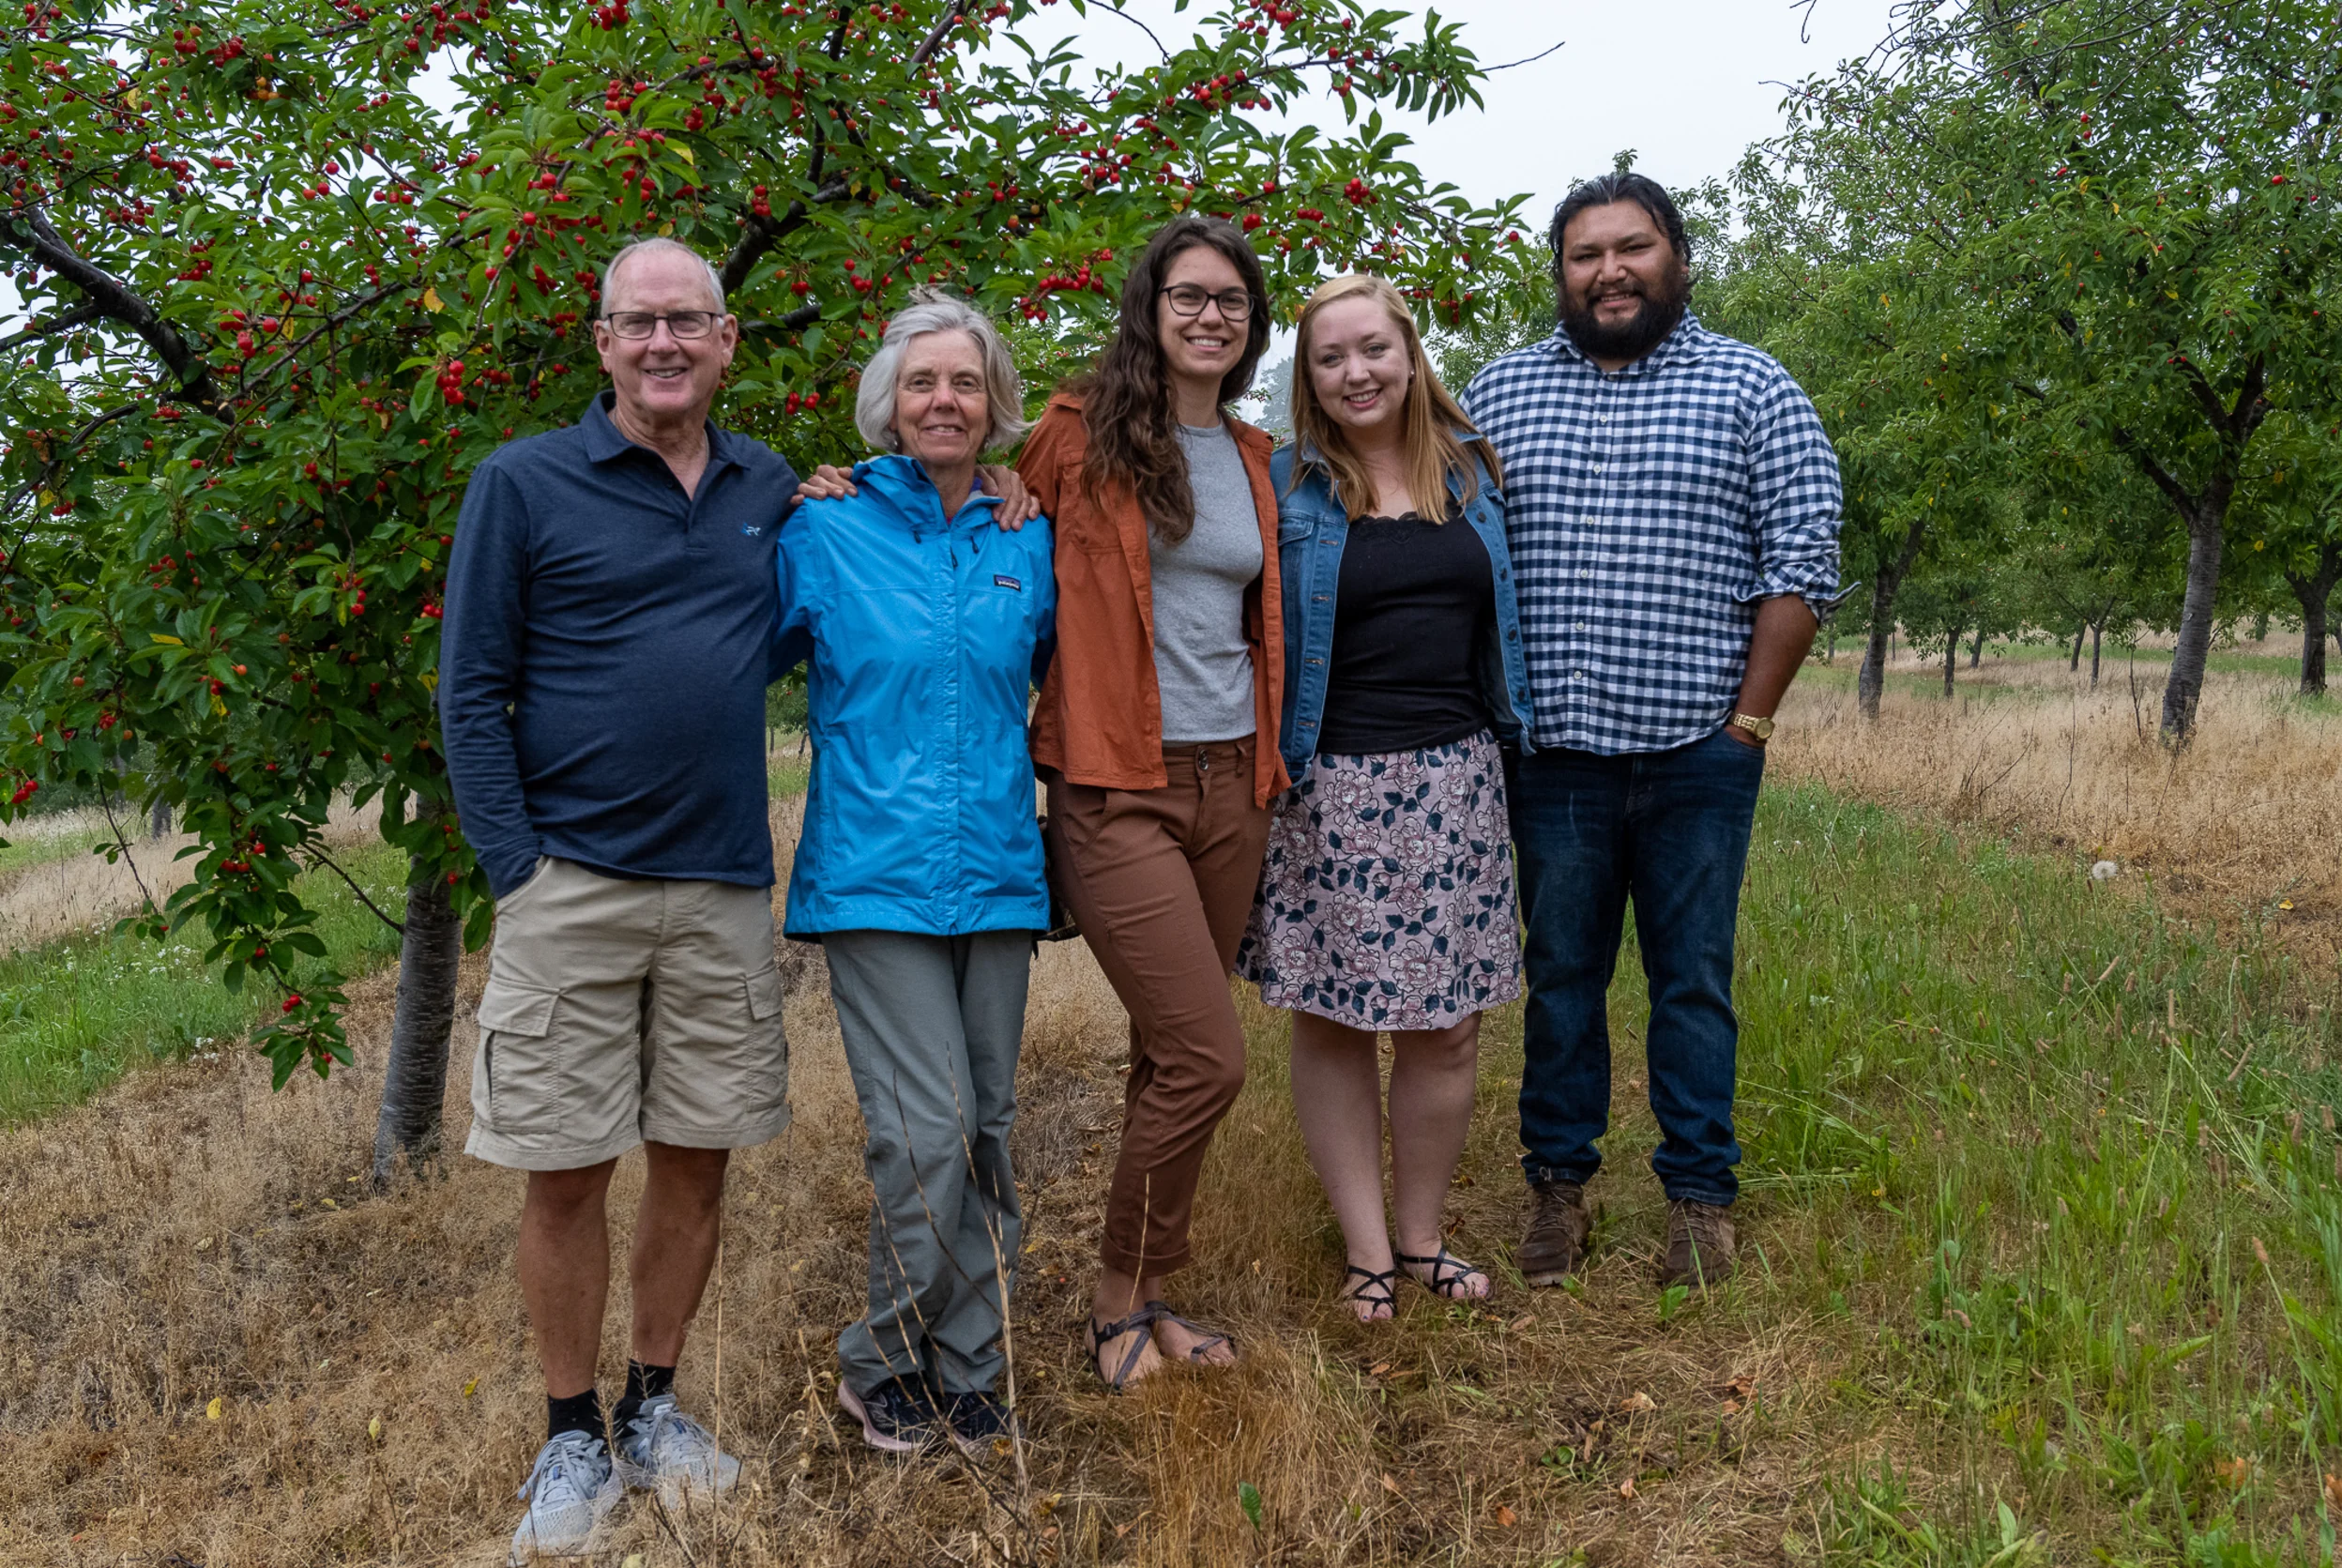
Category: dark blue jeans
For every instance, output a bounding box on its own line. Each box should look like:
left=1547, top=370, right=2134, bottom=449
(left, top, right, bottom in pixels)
left=1505, top=726, right=1763, bottom=1206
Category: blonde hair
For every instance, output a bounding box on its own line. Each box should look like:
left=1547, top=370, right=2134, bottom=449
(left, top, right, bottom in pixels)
left=1288, top=273, right=1498, bottom=522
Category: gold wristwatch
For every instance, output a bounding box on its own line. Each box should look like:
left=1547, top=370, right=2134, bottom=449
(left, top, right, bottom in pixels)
left=1727, top=712, right=1775, bottom=743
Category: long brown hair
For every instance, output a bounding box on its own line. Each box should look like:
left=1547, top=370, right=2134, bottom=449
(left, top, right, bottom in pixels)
left=1289, top=272, right=1498, bottom=523
left=1078, top=217, right=1271, bottom=542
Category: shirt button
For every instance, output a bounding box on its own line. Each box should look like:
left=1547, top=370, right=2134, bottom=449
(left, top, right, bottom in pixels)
left=1574, top=621, right=1586, bottom=632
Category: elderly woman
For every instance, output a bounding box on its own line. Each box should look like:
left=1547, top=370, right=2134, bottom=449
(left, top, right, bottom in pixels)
left=773, top=291, right=1054, bottom=1455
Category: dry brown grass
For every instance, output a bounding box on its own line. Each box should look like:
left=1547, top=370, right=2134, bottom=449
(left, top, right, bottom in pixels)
left=9, top=659, right=2331, bottom=1565
left=0, top=796, right=1853, bottom=1568
left=1775, top=649, right=2342, bottom=958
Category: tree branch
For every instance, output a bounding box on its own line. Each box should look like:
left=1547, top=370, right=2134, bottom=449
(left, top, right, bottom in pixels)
left=305, top=844, right=406, bottom=936
left=0, top=210, right=218, bottom=409
left=910, top=0, right=975, bottom=67
left=0, top=298, right=102, bottom=352
left=2104, top=421, right=2201, bottom=520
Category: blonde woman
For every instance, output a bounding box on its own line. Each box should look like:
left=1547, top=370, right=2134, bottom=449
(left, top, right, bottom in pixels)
left=1237, top=274, right=1535, bottom=1319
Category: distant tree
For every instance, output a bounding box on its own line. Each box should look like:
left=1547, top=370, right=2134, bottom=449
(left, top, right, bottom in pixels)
left=2237, top=409, right=2342, bottom=694
left=1243, top=352, right=1295, bottom=437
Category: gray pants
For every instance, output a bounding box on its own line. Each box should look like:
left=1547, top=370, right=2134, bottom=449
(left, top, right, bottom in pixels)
left=824, top=930, right=1030, bottom=1397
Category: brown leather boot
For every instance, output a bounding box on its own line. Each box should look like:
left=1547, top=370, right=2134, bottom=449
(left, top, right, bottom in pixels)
left=1518, top=1178, right=1592, bottom=1286
left=1660, top=1199, right=1736, bottom=1288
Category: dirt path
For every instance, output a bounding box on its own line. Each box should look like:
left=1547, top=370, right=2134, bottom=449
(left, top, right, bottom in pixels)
left=0, top=797, right=1817, bottom=1566
left=0, top=801, right=382, bottom=954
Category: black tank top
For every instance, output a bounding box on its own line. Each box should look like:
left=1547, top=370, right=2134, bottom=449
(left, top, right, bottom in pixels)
left=1315, top=512, right=1495, bottom=756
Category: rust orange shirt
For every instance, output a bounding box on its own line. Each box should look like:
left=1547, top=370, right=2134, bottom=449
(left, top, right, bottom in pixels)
left=1019, top=392, right=1289, bottom=807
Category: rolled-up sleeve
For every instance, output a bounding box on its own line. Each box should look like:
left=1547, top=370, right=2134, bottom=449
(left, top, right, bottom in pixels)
left=1740, top=370, right=1843, bottom=612
left=439, top=459, right=541, bottom=898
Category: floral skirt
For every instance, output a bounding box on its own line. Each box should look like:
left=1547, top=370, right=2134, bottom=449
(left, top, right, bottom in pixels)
left=1238, top=729, right=1522, bottom=1031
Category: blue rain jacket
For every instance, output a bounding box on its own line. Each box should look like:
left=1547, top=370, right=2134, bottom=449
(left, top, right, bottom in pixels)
left=774, top=455, right=1057, bottom=937
left=1270, top=434, right=1536, bottom=787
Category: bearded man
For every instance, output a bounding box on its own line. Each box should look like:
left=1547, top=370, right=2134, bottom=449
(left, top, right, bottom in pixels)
left=1461, top=172, right=1843, bottom=1292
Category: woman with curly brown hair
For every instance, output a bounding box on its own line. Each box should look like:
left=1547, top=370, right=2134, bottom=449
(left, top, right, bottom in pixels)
left=1017, top=216, right=1285, bottom=1390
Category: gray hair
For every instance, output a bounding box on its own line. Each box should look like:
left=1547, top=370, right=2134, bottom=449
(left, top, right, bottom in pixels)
left=855, top=294, right=1030, bottom=454
left=600, top=237, right=727, bottom=315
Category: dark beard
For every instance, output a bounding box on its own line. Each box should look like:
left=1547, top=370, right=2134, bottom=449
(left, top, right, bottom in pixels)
left=1560, top=268, right=1689, bottom=363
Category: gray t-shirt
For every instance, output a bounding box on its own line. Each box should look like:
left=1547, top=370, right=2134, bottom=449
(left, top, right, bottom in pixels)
left=1150, top=421, right=1262, bottom=744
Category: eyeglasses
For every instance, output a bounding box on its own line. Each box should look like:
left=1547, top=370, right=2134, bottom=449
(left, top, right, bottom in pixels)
left=601, top=310, right=722, bottom=340
left=1158, top=284, right=1255, bottom=321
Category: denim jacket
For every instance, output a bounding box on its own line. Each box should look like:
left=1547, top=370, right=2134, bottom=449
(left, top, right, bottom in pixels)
left=1270, top=435, right=1536, bottom=788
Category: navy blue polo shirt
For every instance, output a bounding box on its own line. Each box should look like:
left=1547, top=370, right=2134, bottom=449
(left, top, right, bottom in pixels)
left=441, top=391, right=799, bottom=898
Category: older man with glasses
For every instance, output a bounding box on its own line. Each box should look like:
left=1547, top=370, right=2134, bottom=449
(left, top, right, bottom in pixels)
left=442, top=236, right=800, bottom=1562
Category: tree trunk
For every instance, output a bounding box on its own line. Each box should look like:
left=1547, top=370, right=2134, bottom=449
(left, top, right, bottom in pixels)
left=1943, top=632, right=1959, bottom=697
left=2159, top=510, right=2227, bottom=742
left=1968, top=626, right=1985, bottom=668
left=1858, top=518, right=1928, bottom=721
left=2090, top=622, right=2104, bottom=687
left=2070, top=626, right=2085, bottom=671
left=147, top=796, right=171, bottom=839
left=371, top=871, right=463, bottom=1187
left=2285, top=541, right=2342, bottom=697
left=2306, top=601, right=2330, bottom=697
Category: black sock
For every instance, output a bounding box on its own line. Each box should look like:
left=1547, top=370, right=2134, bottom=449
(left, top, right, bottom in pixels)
left=547, top=1388, right=603, bottom=1444
left=612, top=1360, right=676, bottom=1431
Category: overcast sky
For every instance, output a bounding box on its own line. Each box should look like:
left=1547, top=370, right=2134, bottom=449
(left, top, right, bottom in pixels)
left=1032, top=0, right=1904, bottom=234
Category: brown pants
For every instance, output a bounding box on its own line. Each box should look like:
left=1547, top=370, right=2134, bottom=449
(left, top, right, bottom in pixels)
left=1043, top=738, right=1272, bottom=1276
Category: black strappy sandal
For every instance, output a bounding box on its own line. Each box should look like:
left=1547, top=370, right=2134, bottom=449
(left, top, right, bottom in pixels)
left=1145, top=1301, right=1237, bottom=1365
left=1340, top=1263, right=1399, bottom=1321
left=1085, top=1305, right=1160, bottom=1393
left=1396, top=1246, right=1490, bottom=1301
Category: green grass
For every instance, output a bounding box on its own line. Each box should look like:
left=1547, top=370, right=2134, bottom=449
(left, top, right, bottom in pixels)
left=1712, top=782, right=2341, bottom=1562
left=0, top=839, right=413, bottom=1125
left=1968, top=639, right=2312, bottom=678
left=1804, top=638, right=2314, bottom=695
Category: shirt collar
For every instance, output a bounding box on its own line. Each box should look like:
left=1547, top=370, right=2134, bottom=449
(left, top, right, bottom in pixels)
left=580, top=389, right=738, bottom=472
left=1546, top=312, right=1710, bottom=375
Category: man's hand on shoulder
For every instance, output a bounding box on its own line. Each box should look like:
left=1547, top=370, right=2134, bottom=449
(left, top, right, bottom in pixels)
left=979, top=464, right=1041, bottom=532
left=795, top=464, right=858, bottom=503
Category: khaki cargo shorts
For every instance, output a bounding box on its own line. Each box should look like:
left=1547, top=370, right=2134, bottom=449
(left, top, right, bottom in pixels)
left=464, top=858, right=791, bottom=1171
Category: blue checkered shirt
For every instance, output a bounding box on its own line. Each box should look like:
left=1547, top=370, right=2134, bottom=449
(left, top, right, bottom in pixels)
left=1461, top=314, right=1842, bottom=755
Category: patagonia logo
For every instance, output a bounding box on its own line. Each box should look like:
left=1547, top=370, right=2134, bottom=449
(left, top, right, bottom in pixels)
left=993, top=574, right=1022, bottom=591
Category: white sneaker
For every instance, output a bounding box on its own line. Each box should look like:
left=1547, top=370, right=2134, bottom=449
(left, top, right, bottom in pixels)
left=508, top=1430, right=621, bottom=1564
left=614, top=1393, right=741, bottom=1505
